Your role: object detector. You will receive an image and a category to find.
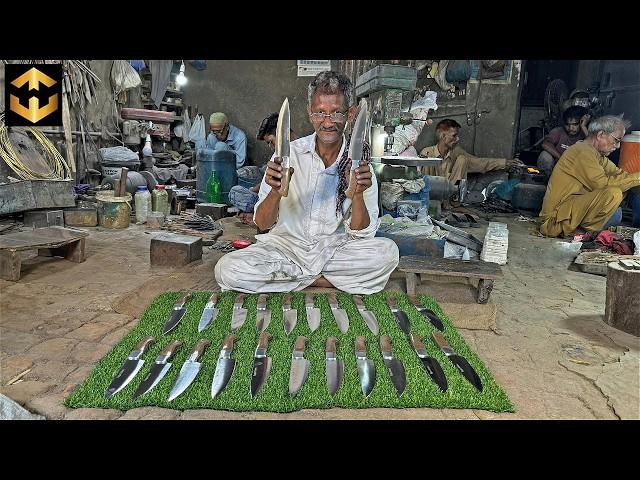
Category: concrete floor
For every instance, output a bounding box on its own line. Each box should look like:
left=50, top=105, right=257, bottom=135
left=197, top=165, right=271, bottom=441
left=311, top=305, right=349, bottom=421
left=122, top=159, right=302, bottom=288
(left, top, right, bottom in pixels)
left=1, top=215, right=638, bottom=420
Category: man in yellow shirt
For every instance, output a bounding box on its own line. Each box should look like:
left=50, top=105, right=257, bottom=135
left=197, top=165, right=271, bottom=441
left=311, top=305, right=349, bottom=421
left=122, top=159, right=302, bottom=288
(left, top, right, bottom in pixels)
left=539, top=115, right=640, bottom=237
left=419, top=119, right=523, bottom=192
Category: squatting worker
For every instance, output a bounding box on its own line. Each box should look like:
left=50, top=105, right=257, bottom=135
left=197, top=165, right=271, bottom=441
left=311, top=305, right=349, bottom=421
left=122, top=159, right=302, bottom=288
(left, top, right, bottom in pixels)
left=215, top=71, right=399, bottom=293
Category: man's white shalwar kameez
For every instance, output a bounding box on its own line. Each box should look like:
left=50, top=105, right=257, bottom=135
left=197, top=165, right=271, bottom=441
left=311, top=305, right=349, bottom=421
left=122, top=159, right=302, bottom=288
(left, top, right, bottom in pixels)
left=214, top=133, right=399, bottom=294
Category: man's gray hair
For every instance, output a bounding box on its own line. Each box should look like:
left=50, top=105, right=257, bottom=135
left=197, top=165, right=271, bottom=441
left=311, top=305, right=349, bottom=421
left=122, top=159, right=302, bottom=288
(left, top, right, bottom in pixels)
left=588, top=115, right=631, bottom=135
left=307, top=71, right=353, bottom=106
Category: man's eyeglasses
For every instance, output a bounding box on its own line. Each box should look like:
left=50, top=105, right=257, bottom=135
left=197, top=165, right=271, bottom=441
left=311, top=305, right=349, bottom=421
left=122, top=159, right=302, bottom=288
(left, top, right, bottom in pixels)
left=608, top=132, right=623, bottom=145
left=211, top=125, right=228, bottom=135
left=309, top=111, right=347, bottom=123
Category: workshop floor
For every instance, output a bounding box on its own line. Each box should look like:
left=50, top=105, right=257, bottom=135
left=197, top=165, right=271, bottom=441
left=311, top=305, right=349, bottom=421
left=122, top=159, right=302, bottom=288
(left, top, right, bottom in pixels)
left=1, top=215, right=638, bottom=420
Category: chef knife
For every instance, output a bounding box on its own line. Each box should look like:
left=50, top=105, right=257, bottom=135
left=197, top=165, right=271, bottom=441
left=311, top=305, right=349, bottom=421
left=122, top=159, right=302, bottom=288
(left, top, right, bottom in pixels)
left=255, top=294, right=272, bottom=332
left=211, top=334, right=238, bottom=399
left=380, top=335, right=406, bottom=396
left=325, top=337, right=343, bottom=397
left=167, top=339, right=211, bottom=401
left=132, top=340, right=182, bottom=399
left=432, top=331, right=483, bottom=392
left=282, top=293, right=297, bottom=335
left=231, top=293, right=248, bottom=331
left=386, top=296, right=411, bottom=336
left=305, top=293, right=320, bottom=332
left=353, top=295, right=379, bottom=335
left=327, top=293, right=349, bottom=334
left=276, top=97, right=291, bottom=197
left=163, top=292, right=192, bottom=335
left=288, top=336, right=309, bottom=397
left=197, top=292, right=220, bottom=332
left=408, top=295, right=444, bottom=331
left=411, top=334, right=448, bottom=392
left=105, top=336, right=155, bottom=399
left=250, top=331, right=273, bottom=398
left=345, top=98, right=368, bottom=199
left=355, top=336, right=376, bottom=397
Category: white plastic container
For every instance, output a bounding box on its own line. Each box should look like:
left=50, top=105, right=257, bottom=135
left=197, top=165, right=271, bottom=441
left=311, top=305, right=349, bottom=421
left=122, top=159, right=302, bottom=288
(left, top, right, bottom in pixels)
left=134, top=186, right=152, bottom=224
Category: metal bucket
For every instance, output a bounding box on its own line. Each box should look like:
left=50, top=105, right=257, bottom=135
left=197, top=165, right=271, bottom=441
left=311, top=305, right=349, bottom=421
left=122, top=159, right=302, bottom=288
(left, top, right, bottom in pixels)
left=96, top=191, right=132, bottom=229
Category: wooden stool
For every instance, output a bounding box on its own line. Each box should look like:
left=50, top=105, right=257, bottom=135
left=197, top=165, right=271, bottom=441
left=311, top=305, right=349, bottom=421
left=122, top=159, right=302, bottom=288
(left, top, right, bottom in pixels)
left=0, top=226, right=88, bottom=281
left=605, top=260, right=640, bottom=336
left=398, top=255, right=503, bottom=304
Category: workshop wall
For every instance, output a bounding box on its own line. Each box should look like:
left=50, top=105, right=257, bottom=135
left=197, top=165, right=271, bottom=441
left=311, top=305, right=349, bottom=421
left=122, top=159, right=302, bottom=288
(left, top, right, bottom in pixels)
left=182, top=61, right=322, bottom=166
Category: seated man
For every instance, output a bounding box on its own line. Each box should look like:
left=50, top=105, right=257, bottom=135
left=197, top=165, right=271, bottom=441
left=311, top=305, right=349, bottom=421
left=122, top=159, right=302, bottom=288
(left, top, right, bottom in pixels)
left=537, top=106, right=590, bottom=178
left=215, top=71, right=399, bottom=294
left=539, top=115, right=640, bottom=237
left=419, top=119, right=523, bottom=193
left=205, top=112, right=248, bottom=169
left=229, top=113, right=297, bottom=226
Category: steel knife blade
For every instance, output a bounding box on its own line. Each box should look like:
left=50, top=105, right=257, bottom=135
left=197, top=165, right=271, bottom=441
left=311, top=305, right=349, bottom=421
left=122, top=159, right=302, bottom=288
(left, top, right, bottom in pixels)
left=327, top=293, right=349, bottom=334
left=255, top=293, right=272, bottom=332
left=305, top=293, right=321, bottom=332
left=353, top=295, right=379, bottom=335
left=380, top=335, right=406, bottom=396
left=105, top=336, right=155, bottom=399
left=325, top=337, right=344, bottom=397
left=211, top=334, right=238, bottom=399
left=167, top=339, right=210, bottom=401
left=198, top=292, right=220, bottom=332
left=345, top=99, right=369, bottom=198
left=133, top=340, right=182, bottom=399
left=282, top=293, right=297, bottom=335
left=409, top=295, right=444, bottom=331
left=276, top=97, right=292, bottom=197
left=288, top=336, right=309, bottom=397
left=355, top=336, right=376, bottom=398
left=386, top=296, right=411, bottom=335
left=231, top=293, right=248, bottom=331
left=411, top=334, right=448, bottom=392
left=432, top=331, right=483, bottom=392
left=163, top=292, right=192, bottom=335
left=250, top=331, right=273, bottom=398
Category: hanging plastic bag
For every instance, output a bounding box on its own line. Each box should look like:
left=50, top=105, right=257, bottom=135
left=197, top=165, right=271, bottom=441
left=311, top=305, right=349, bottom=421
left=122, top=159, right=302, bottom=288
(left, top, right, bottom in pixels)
left=128, top=60, right=146, bottom=72
left=111, top=60, right=141, bottom=95
left=188, top=114, right=206, bottom=145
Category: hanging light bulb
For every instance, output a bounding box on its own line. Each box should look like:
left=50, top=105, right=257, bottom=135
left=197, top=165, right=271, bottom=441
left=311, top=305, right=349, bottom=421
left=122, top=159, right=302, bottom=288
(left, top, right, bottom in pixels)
left=176, top=60, right=187, bottom=87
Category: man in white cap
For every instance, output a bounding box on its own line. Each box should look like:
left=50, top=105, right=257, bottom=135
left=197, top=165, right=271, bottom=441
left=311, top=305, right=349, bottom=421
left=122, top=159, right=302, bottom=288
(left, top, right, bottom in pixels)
left=205, top=112, right=248, bottom=169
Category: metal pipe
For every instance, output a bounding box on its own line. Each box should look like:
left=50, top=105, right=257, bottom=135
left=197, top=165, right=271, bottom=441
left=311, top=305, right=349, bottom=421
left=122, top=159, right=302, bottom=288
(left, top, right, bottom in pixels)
left=39, top=130, right=122, bottom=137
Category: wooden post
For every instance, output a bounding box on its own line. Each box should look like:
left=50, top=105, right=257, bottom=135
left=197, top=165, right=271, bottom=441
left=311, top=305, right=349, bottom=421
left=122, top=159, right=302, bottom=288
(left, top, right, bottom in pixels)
left=117, top=167, right=129, bottom=197
left=604, top=261, right=640, bottom=337
left=61, top=92, right=76, bottom=176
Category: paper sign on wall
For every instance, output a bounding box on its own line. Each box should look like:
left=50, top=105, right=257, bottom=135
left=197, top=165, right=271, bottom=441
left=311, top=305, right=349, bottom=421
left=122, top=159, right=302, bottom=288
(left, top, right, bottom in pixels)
left=297, top=60, right=331, bottom=77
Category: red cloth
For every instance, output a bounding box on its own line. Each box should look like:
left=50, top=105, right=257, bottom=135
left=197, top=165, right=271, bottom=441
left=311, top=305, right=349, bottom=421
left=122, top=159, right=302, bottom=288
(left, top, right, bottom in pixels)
left=612, top=240, right=634, bottom=255
left=595, top=230, right=619, bottom=247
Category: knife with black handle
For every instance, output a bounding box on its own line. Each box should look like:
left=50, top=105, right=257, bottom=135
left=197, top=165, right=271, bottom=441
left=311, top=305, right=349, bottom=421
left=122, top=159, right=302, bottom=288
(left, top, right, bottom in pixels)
left=386, top=296, right=411, bottom=336
left=163, top=292, right=192, bottom=335
left=432, top=331, right=483, bottom=392
left=105, top=336, right=155, bottom=399
left=411, top=334, right=448, bottom=393
left=408, top=295, right=444, bottom=331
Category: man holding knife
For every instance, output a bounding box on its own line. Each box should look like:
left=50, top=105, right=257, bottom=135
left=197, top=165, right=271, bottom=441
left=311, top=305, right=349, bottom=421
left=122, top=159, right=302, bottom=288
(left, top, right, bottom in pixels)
left=215, top=71, right=399, bottom=294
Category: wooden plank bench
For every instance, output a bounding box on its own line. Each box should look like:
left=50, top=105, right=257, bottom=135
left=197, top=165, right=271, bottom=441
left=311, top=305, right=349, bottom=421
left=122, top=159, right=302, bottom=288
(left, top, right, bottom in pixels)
left=0, top=226, right=89, bottom=281
left=398, top=255, right=503, bottom=304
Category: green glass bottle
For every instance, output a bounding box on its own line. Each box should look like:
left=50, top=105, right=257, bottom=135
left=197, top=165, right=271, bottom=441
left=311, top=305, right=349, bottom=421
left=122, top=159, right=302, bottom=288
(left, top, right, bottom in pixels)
left=206, top=171, right=222, bottom=203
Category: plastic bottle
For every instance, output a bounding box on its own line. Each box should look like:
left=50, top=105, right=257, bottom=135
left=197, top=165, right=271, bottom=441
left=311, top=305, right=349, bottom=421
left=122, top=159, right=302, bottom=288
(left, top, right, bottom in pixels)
left=134, top=186, right=152, bottom=224
left=206, top=171, right=222, bottom=204
left=152, top=184, right=169, bottom=216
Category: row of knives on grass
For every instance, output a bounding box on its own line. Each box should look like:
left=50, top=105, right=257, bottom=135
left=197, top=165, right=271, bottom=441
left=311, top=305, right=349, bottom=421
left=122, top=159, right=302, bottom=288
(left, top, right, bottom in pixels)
left=165, top=292, right=446, bottom=336
left=105, top=323, right=482, bottom=402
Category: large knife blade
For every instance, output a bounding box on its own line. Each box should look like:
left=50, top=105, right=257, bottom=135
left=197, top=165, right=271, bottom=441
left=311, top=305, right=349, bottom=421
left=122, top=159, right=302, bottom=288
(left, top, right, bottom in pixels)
left=325, top=337, right=343, bottom=397
left=231, top=293, right=248, bottom=331
left=380, top=335, right=406, bottom=396
left=305, top=293, right=320, bottom=332
left=282, top=293, right=297, bottom=335
left=255, top=293, right=272, bottom=332
left=105, top=336, right=155, bottom=399
left=432, top=331, right=483, bottom=392
left=411, top=334, right=448, bottom=393
left=289, top=336, right=309, bottom=397
left=163, top=292, right=192, bottom=335
left=409, top=295, right=444, bottom=331
left=133, top=340, right=182, bottom=399
left=353, top=295, right=379, bottom=335
left=355, top=336, right=376, bottom=398
left=250, top=331, right=273, bottom=398
left=386, top=296, right=411, bottom=335
left=327, top=293, right=349, bottom=334
left=167, top=339, right=210, bottom=401
left=198, top=292, right=219, bottom=332
left=211, top=334, right=238, bottom=399
left=276, top=97, right=292, bottom=197
left=345, top=99, right=369, bottom=199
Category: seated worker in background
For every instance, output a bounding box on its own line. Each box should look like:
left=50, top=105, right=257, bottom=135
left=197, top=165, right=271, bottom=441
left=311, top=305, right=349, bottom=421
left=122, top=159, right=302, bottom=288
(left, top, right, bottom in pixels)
left=215, top=70, right=399, bottom=294
left=539, top=115, right=640, bottom=237
left=229, top=113, right=297, bottom=226
left=419, top=119, right=523, bottom=193
left=537, top=106, right=590, bottom=178
left=205, top=112, right=248, bottom=169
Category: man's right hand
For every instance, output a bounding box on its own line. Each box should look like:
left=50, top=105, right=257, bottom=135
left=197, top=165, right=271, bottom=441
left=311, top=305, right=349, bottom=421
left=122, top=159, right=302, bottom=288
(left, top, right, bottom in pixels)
left=265, top=157, right=293, bottom=195
left=505, top=158, right=525, bottom=171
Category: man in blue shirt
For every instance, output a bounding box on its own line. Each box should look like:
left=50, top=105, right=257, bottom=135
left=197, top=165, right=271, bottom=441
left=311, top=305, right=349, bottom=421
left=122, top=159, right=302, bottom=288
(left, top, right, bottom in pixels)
left=205, top=112, right=247, bottom=169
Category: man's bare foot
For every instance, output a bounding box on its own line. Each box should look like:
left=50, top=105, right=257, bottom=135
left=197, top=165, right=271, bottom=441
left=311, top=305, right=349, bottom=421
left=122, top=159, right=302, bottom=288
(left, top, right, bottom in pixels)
left=310, top=276, right=335, bottom=288
left=237, top=212, right=255, bottom=226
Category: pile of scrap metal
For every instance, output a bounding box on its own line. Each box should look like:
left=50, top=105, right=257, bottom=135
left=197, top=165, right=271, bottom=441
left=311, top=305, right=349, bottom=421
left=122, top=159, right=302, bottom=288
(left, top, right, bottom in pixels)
left=162, top=211, right=223, bottom=245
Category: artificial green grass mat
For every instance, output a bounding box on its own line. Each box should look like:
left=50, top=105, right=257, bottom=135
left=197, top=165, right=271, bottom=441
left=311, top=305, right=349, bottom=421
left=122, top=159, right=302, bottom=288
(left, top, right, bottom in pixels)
left=65, top=291, right=514, bottom=413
